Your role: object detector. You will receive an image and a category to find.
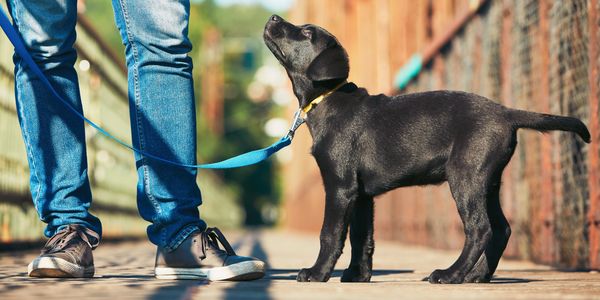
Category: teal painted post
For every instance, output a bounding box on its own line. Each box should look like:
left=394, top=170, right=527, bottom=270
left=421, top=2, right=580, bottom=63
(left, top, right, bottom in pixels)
left=393, top=54, right=423, bottom=90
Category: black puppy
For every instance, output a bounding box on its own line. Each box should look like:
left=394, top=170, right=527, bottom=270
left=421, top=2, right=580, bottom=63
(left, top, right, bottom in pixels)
left=264, top=15, right=590, bottom=284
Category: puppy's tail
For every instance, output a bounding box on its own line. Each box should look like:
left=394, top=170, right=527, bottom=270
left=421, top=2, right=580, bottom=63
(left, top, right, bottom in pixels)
left=506, top=109, right=591, bottom=143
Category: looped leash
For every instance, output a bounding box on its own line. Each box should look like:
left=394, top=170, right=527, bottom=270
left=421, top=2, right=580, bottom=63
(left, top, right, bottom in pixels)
left=0, top=7, right=297, bottom=169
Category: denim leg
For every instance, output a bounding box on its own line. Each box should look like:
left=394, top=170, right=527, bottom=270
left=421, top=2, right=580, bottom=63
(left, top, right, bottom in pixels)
left=7, top=0, right=102, bottom=238
left=111, top=0, right=206, bottom=250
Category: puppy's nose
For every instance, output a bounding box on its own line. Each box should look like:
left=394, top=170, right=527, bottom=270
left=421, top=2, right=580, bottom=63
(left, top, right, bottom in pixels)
left=270, top=14, right=282, bottom=23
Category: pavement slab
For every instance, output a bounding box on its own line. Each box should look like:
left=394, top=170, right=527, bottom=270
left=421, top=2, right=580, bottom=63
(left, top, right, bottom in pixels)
left=1, top=230, right=599, bottom=299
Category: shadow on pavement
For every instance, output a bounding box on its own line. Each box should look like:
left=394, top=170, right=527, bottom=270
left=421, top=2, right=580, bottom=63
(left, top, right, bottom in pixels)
left=145, top=281, right=211, bottom=300
left=420, top=275, right=539, bottom=284
left=266, top=268, right=414, bottom=281
left=490, top=277, right=541, bottom=284
left=499, top=268, right=595, bottom=273
left=223, top=230, right=272, bottom=300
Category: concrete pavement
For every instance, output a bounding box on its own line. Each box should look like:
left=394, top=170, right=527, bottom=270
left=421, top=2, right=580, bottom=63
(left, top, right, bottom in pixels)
left=1, top=230, right=599, bottom=299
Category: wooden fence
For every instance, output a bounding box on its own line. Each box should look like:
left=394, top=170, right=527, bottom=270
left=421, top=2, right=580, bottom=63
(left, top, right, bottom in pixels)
left=282, top=0, right=600, bottom=269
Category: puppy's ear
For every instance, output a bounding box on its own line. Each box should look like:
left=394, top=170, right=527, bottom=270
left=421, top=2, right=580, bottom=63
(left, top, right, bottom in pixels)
left=306, top=46, right=349, bottom=82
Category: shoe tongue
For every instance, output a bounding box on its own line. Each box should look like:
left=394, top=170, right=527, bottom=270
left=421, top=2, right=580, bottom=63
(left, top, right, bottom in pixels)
left=204, top=232, right=227, bottom=254
left=203, top=227, right=236, bottom=255
left=199, top=228, right=239, bottom=264
left=197, top=232, right=229, bottom=265
left=43, top=230, right=77, bottom=253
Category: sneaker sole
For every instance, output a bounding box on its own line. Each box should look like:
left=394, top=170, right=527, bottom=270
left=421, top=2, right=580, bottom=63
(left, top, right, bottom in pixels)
left=28, top=257, right=94, bottom=278
left=155, top=260, right=265, bottom=281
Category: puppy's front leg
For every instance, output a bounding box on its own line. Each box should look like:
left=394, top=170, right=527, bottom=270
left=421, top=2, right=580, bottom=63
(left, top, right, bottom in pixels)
left=342, top=195, right=374, bottom=282
left=297, top=182, right=357, bottom=282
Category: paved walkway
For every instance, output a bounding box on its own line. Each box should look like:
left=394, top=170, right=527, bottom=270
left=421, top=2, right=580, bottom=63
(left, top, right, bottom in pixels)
left=1, top=230, right=599, bottom=299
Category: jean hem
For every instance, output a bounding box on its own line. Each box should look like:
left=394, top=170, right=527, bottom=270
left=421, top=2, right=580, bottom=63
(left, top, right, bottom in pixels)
left=164, top=223, right=205, bottom=252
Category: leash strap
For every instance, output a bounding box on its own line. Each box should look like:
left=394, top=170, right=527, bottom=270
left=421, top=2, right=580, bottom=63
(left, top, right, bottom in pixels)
left=0, top=7, right=294, bottom=169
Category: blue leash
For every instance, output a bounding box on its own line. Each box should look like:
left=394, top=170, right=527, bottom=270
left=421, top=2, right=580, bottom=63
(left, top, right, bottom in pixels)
left=0, top=7, right=302, bottom=169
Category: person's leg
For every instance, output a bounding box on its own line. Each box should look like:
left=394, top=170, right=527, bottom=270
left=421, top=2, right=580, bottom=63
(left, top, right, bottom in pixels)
left=7, top=0, right=102, bottom=239
left=8, top=0, right=101, bottom=278
left=111, top=0, right=264, bottom=280
left=111, top=0, right=206, bottom=250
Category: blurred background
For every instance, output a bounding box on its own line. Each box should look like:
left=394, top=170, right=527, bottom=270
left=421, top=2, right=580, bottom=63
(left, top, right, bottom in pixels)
left=1, top=0, right=600, bottom=271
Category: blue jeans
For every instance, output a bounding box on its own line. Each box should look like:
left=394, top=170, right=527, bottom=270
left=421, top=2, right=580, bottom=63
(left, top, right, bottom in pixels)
left=8, top=0, right=206, bottom=251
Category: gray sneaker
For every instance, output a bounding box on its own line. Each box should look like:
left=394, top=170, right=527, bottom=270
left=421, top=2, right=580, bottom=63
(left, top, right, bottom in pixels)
left=154, top=227, right=265, bottom=281
left=28, top=224, right=99, bottom=278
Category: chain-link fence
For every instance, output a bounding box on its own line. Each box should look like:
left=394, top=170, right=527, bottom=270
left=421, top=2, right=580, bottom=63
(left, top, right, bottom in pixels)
left=284, top=0, right=600, bottom=269
left=406, top=0, right=596, bottom=269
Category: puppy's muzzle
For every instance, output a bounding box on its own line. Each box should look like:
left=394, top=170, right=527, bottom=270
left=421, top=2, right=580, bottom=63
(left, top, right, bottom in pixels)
left=264, top=14, right=284, bottom=39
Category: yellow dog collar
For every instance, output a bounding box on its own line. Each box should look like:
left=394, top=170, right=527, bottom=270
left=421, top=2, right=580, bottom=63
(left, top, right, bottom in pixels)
left=302, top=81, right=348, bottom=114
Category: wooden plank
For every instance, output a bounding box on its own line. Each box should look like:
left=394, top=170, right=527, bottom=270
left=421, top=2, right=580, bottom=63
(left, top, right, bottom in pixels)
left=587, top=0, right=600, bottom=269
left=536, top=0, right=558, bottom=265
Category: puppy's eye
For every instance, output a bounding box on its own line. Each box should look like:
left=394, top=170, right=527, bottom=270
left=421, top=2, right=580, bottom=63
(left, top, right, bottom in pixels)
left=301, top=29, right=312, bottom=39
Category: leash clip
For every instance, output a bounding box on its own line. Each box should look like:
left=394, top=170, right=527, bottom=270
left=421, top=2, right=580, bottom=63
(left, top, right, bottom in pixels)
left=286, top=109, right=305, bottom=139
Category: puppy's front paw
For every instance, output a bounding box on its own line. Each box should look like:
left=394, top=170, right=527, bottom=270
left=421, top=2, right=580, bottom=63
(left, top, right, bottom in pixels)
left=428, top=269, right=464, bottom=284
left=296, top=268, right=330, bottom=282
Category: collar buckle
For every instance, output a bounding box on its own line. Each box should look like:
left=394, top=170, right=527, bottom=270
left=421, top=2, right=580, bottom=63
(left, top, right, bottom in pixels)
left=286, top=81, right=349, bottom=140
left=286, top=109, right=305, bottom=139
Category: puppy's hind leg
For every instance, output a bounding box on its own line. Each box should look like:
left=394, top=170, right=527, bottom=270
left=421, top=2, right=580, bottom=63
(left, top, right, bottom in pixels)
left=464, top=182, right=511, bottom=283
left=341, top=195, right=374, bottom=282
left=464, top=134, right=515, bottom=283
left=428, top=172, right=492, bottom=284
